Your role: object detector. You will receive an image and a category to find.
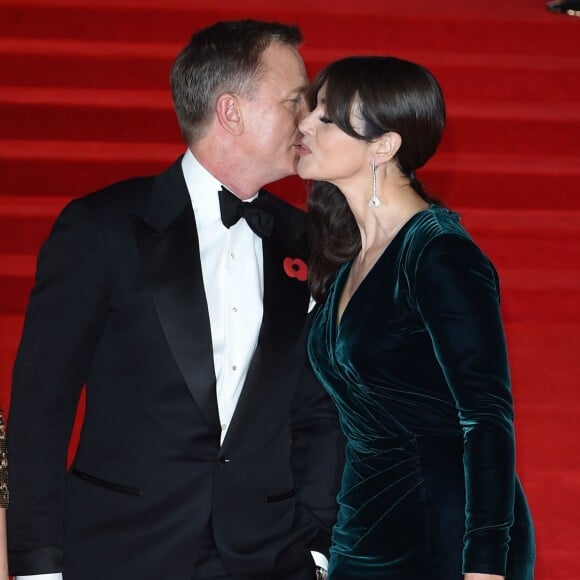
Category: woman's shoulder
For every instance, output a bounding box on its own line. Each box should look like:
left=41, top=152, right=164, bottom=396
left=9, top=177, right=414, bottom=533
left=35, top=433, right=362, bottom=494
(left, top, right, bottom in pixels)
left=406, top=204, right=469, bottom=244
left=400, top=204, right=495, bottom=282
left=400, top=205, right=471, bottom=263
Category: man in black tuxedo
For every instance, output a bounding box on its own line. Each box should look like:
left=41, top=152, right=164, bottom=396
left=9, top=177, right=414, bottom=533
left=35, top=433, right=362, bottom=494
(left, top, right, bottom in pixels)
left=7, top=20, right=343, bottom=580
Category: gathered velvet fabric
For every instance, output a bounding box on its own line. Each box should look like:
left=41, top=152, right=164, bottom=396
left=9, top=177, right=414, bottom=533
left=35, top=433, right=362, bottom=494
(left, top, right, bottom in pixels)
left=308, top=205, right=535, bottom=579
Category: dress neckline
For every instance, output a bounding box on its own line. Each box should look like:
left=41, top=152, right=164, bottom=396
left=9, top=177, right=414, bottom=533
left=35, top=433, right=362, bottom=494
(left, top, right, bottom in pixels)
left=334, top=205, right=434, bottom=331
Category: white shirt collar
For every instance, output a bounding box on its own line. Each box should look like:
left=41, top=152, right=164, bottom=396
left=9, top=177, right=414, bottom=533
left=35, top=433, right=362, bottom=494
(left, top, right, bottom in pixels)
left=181, top=149, right=223, bottom=228
left=181, top=149, right=260, bottom=228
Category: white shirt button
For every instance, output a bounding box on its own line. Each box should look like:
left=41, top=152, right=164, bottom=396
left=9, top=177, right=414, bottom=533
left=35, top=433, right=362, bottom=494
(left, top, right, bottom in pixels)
left=232, top=306, right=238, bottom=313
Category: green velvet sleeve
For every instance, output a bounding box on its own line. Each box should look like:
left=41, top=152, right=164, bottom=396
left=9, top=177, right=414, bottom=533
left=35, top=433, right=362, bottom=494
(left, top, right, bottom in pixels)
left=414, top=234, right=515, bottom=576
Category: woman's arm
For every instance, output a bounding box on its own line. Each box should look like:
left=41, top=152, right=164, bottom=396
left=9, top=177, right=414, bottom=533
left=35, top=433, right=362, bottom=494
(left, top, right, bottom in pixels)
left=415, top=235, right=515, bottom=577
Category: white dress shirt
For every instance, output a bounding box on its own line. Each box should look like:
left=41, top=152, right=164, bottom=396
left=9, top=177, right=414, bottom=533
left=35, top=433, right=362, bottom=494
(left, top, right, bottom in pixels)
left=17, top=151, right=326, bottom=579
left=182, top=150, right=264, bottom=444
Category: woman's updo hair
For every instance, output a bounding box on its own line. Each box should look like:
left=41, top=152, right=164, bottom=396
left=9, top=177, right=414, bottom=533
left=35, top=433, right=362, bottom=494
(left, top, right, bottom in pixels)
left=307, top=56, right=446, bottom=301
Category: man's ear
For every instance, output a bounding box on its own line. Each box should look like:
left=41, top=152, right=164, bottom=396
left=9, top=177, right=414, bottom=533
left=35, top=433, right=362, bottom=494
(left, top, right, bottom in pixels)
left=375, top=131, right=402, bottom=164
left=215, top=93, right=244, bottom=135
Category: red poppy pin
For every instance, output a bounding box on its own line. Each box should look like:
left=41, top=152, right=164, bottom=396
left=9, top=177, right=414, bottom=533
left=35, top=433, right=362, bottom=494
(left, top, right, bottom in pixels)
left=283, top=257, right=308, bottom=282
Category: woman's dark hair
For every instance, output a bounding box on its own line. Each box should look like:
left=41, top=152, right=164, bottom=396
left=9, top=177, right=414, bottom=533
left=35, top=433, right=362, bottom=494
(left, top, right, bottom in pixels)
left=307, top=56, right=446, bottom=301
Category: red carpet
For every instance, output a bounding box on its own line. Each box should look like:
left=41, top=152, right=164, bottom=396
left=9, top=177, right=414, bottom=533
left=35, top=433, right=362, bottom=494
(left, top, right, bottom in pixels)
left=1, top=0, right=579, bottom=577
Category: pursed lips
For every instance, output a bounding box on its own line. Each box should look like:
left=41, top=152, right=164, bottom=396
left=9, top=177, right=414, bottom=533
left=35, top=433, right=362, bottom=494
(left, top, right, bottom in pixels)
left=297, top=141, right=311, bottom=155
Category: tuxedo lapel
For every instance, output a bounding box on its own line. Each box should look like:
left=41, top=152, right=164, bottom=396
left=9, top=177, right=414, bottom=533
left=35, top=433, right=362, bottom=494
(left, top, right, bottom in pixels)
left=259, top=235, right=310, bottom=349
left=135, top=158, right=221, bottom=442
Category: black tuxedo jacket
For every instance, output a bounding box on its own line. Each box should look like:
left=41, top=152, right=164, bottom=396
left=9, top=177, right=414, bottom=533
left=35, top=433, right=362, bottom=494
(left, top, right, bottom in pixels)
left=8, top=158, right=344, bottom=579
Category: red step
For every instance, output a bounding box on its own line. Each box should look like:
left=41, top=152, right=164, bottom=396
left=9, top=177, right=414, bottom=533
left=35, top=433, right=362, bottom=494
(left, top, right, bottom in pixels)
left=0, top=196, right=69, bottom=254
left=2, top=39, right=579, bottom=103
left=1, top=142, right=578, bottom=210
left=459, top=208, right=580, bottom=272
left=424, top=152, right=580, bottom=210
left=0, top=87, right=182, bottom=144
left=3, top=87, right=580, bottom=156
left=0, top=0, right=578, bottom=57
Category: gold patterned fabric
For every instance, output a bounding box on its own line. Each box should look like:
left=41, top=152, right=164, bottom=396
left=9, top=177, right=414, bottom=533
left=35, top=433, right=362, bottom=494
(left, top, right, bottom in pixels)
left=0, top=409, right=7, bottom=507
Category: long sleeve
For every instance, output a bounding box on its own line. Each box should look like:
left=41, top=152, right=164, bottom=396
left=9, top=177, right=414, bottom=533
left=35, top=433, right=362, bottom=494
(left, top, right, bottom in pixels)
left=415, top=234, right=515, bottom=576
left=8, top=199, right=109, bottom=575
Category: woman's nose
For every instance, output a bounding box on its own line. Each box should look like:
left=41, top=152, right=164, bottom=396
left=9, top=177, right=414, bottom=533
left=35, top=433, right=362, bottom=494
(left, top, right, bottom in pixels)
left=298, top=111, right=314, bottom=135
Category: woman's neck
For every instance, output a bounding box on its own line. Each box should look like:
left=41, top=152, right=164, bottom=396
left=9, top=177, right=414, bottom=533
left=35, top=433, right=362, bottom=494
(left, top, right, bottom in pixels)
left=355, top=188, right=428, bottom=260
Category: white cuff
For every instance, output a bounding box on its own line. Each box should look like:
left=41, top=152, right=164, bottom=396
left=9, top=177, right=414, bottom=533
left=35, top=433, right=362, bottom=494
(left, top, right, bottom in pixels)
left=308, top=295, right=317, bottom=313
left=16, top=574, right=63, bottom=579
left=311, top=550, right=328, bottom=571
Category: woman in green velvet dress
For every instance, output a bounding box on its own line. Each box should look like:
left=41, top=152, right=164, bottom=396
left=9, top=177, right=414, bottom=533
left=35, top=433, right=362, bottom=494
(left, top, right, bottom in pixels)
left=297, top=56, right=535, bottom=579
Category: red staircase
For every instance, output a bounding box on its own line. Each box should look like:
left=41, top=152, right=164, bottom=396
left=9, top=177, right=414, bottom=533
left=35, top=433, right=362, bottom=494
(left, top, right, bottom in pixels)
left=1, top=1, right=579, bottom=577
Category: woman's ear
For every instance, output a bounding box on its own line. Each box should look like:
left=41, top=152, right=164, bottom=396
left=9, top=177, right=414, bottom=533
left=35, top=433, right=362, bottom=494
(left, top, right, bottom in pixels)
left=215, top=93, right=244, bottom=135
left=375, top=132, right=402, bottom=164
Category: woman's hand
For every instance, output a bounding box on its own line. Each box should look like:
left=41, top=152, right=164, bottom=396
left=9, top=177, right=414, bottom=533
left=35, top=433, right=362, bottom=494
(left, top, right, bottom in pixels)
left=465, top=574, right=504, bottom=580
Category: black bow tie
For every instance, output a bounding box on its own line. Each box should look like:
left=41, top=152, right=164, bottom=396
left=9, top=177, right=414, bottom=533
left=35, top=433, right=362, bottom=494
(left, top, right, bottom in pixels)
left=218, top=186, right=274, bottom=238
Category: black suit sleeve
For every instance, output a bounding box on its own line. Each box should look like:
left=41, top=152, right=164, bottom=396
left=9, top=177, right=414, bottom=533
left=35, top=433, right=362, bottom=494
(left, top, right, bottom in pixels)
left=290, top=321, right=345, bottom=555
left=8, top=198, right=109, bottom=575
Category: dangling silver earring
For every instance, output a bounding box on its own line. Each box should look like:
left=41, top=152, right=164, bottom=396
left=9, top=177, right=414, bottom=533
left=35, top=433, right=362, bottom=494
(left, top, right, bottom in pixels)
left=368, top=159, right=381, bottom=207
